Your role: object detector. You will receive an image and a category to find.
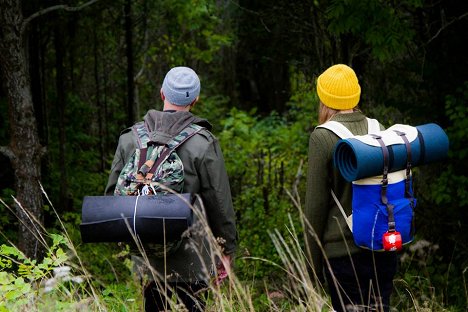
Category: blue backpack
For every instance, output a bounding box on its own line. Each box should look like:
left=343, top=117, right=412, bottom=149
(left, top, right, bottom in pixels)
left=318, top=118, right=415, bottom=251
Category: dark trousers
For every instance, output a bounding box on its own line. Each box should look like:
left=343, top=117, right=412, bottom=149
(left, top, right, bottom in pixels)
left=144, top=281, right=208, bottom=312
left=325, top=250, right=398, bottom=312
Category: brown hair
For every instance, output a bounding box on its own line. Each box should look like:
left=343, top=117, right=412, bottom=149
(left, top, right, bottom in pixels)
left=318, top=102, right=338, bottom=124
left=318, top=101, right=361, bottom=124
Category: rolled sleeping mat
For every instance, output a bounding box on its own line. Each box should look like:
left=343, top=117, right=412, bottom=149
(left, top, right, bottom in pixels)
left=333, top=123, right=449, bottom=182
left=80, top=193, right=194, bottom=243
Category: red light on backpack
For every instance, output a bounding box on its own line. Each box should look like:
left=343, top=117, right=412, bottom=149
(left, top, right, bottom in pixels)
left=382, top=231, right=402, bottom=251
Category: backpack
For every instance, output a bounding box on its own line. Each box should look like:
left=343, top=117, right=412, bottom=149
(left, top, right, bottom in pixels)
left=115, top=122, right=203, bottom=196
left=317, top=118, right=415, bottom=251
left=114, top=121, right=204, bottom=255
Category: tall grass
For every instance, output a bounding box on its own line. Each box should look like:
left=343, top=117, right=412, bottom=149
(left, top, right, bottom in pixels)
left=0, top=185, right=465, bottom=311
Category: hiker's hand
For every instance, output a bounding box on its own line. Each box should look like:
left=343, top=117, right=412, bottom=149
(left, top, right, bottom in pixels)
left=215, top=254, right=232, bottom=286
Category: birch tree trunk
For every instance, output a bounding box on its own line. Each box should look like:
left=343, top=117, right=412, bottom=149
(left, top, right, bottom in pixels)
left=0, top=0, right=45, bottom=258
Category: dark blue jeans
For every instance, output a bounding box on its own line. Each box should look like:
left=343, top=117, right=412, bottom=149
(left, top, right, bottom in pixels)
left=325, top=250, right=398, bottom=312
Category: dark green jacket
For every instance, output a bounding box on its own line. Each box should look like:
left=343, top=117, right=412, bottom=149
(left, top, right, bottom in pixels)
left=105, top=109, right=237, bottom=282
left=304, top=112, right=384, bottom=279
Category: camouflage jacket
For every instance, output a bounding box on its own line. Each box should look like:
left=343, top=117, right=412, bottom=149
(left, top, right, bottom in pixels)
left=105, top=110, right=237, bottom=282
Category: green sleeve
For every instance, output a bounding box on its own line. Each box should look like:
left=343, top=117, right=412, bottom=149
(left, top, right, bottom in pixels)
left=198, top=137, right=237, bottom=255
left=304, top=129, right=335, bottom=282
left=104, top=132, right=134, bottom=195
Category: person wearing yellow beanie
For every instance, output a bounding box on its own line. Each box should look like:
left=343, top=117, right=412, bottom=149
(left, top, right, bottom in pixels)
left=316, top=64, right=361, bottom=110
left=305, top=64, right=397, bottom=311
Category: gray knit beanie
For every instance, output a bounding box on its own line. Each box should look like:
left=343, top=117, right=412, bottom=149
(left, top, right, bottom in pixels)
left=161, top=66, right=201, bottom=106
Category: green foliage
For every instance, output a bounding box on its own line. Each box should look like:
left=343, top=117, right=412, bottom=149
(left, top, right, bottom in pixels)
left=0, top=0, right=466, bottom=310
left=146, top=0, right=230, bottom=66
left=0, top=189, right=16, bottom=241
left=326, top=0, right=421, bottom=61
left=431, top=83, right=468, bottom=207
left=192, top=94, right=232, bottom=133
left=219, top=108, right=290, bottom=278
left=0, top=272, right=31, bottom=309
left=286, top=69, right=319, bottom=128
left=0, top=234, right=74, bottom=310
left=62, top=212, right=135, bottom=286
left=218, top=72, right=316, bottom=281
left=0, top=230, right=141, bottom=311
left=362, top=99, right=409, bottom=127
left=134, top=0, right=234, bottom=116
left=45, top=93, right=110, bottom=215
left=393, top=238, right=466, bottom=312
left=414, top=83, right=468, bottom=309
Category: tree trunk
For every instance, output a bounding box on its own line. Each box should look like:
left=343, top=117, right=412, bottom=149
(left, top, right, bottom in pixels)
left=54, top=18, right=70, bottom=212
left=29, top=20, right=46, bottom=145
left=94, top=27, right=105, bottom=172
left=124, top=0, right=134, bottom=126
left=0, top=0, right=45, bottom=259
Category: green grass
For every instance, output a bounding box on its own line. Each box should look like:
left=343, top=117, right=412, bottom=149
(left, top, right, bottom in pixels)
left=0, top=188, right=466, bottom=311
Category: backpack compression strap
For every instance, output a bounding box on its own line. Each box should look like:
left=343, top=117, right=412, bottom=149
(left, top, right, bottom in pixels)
left=394, top=130, right=413, bottom=199
left=370, top=134, right=397, bottom=232
left=370, top=130, right=413, bottom=234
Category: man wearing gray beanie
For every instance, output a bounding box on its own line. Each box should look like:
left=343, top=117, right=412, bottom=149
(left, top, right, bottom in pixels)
left=161, top=66, right=201, bottom=107
left=105, top=66, right=237, bottom=311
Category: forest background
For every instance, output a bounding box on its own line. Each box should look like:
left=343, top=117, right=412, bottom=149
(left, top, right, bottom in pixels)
left=0, top=0, right=467, bottom=311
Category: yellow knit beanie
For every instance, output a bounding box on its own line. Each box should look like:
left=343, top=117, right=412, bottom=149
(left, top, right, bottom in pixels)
left=316, top=64, right=361, bottom=110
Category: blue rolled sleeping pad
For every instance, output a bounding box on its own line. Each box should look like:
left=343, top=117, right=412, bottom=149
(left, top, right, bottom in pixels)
left=80, top=193, right=193, bottom=244
left=333, top=123, right=449, bottom=182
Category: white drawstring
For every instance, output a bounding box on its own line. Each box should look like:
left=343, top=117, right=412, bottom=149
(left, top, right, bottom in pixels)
left=133, top=195, right=140, bottom=235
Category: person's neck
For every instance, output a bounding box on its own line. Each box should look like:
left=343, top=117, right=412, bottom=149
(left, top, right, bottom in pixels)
left=163, top=101, right=191, bottom=112
left=338, top=109, right=354, bottom=114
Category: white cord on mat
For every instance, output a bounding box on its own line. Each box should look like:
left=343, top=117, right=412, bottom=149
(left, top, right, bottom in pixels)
left=133, top=195, right=140, bottom=235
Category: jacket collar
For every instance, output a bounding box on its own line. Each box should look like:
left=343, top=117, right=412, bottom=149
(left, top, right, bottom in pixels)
left=143, top=109, right=212, bottom=145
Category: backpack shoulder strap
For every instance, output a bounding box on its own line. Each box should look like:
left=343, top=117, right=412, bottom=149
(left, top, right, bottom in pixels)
left=318, top=117, right=381, bottom=139
left=130, top=122, right=151, bottom=173
left=366, top=118, right=380, bottom=134
left=316, top=121, right=353, bottom=139
left=149, top=124, right=205, bottom=174
left=317, top=121, right=354, bottom=230
left=167, top=124, right=204, bottom=149
left=331, top=189, right=352, bottom=231
left=320, top=117, right=381, bottom=232
left=132, top=121, right=150, bottom=149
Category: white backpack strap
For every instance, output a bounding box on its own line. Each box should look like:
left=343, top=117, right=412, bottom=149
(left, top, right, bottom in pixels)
left=317, top=121, right=354, bottom=139
left=330, top=189, right=352, bottom=231
left=366, top=118, right=380, bottom=134
left=321, top=118, right=379, bottom=232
